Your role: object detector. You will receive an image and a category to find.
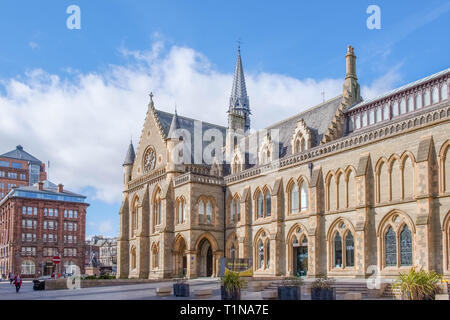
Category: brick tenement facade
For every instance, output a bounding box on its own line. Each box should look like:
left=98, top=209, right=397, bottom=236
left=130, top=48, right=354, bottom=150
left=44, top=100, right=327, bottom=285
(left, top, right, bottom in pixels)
left=0, top=145, right=47, bottom=199
left=0, top=181, right=88, bottom=277
left=118, top=46, right=450, bottom=280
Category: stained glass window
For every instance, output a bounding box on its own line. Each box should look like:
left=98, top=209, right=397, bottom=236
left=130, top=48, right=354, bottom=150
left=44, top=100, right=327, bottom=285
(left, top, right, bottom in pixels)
left=334, top=233, right=342, bottom=268
left=400, top=225, right=412, bottom=266
left=385, top=227, right=397, bottom=266
left=266, top=240, right=270, bottom=268
left=345, top=232, right=354, bottom=267
left=258, top=240, right=264, bottom=269
left=291, top=184, right=299, bottom=213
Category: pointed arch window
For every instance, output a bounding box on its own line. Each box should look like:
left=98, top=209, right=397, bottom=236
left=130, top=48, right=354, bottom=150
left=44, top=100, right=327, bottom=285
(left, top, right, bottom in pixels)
left=334, top=233, right=342, bottom=268
left=290, top=183, right=299, bottom=213
left=257, top=192, right=264, bottom=219
left=345, top=232, right=354, bottom=267
left=198, top=200, right=205, bottom=224
left=385, top=226, right=397, bottom=267
left=258, top=240, right=264, bottom=269
left=265, top=239, right=271, bottom=269
left=131, top=198, right=139, bottom=237
left=206, top=200, right=213, bottom=224
left=300, top=181, right=308, bottom=211
left=177, top=198, right=186, bottom=224
left=265, top=190, right=271, bottom=217
left=400, top=225, right=412, bottom=266
left=154, top=191, right=162, bottom=227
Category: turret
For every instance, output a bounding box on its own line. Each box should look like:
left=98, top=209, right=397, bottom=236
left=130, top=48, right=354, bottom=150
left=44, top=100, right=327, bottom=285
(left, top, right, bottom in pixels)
left=165, top=110, right=182, bottom=175
left=123, top=140, right=135, bottom=189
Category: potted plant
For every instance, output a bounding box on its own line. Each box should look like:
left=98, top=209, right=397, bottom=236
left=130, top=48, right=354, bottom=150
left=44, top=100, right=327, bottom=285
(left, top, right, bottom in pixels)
left=392, top=267, right=442, bottom=300
left=277, top=277, right=303, bottom=300
left=173, top=270, right=190, bottom=297
left=311, top=276, right=336, bottom=300
left=221, top=271, right=245, bottom=300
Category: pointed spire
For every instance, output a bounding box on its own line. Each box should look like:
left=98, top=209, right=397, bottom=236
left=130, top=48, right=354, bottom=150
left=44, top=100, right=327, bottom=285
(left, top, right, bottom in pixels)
left=168, top=109, right=181, bottom=139
left=229, top=45, right=251, bottom=131
left=123, top=140, right=135, bottom=166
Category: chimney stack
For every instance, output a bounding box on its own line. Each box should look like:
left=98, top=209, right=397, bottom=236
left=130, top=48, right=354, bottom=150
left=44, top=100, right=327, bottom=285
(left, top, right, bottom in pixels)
left=38, top=182, right=44, bottom=191
left=58, top=184, right=64, bottom=193
left=345, top=45, right=357, bottom=80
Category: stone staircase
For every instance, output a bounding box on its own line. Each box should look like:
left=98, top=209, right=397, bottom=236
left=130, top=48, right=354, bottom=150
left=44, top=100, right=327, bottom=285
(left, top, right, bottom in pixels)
left=381, top=283, right=400, bottom=299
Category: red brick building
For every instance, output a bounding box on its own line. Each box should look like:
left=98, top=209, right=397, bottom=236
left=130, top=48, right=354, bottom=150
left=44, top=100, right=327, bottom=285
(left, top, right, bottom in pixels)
left=0, top=145, right=47, bottom=199
left=0, top=180, right=88, bottom=277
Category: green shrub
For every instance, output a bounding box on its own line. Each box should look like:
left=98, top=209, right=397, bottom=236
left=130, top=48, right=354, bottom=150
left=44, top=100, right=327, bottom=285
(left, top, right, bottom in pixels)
left=221, top=271, right=245, bottom=294
left=392, top=267, right=443, bottom=300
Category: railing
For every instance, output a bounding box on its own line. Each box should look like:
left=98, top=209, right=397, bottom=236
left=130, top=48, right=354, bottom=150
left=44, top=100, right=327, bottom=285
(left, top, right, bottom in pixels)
left=174, top=172, right=224, bottom=187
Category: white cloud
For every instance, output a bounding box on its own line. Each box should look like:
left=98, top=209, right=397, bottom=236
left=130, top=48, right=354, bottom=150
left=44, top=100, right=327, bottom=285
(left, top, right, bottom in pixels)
left=99, top=220, right=113, bottom=235
left=0, top=40, right=400, bottom=204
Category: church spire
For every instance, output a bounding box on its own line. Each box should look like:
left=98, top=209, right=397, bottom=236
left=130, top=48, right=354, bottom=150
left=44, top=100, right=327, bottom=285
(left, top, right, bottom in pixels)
left=229, top=45, right=251, bottom=132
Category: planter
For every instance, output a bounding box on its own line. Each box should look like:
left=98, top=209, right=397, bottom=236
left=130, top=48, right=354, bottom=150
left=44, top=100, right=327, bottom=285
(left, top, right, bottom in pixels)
left=221, top=286, right=241, bottom=300
left=311, top=287, right=336, bottom=300
left=173, top=283, right=190, bottom=297
left=278, top=286, right=301, bottom=300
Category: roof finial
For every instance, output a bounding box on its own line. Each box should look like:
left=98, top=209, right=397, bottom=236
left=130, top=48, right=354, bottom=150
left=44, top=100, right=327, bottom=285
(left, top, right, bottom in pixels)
left=148, top=91, right=154, bottom=110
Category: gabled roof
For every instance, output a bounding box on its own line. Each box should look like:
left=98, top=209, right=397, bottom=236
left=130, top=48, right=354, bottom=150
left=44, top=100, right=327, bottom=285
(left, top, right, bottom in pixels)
left=0, top=145, right=42, bottom=164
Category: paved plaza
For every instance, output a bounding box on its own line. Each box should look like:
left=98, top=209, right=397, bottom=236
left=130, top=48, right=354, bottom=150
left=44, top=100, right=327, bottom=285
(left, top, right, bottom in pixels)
left=0, top=278, right=264, bottom=300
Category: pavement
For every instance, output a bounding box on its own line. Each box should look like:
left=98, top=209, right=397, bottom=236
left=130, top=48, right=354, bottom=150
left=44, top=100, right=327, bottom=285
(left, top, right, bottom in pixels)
left=0, top=278, right=262, bottom=300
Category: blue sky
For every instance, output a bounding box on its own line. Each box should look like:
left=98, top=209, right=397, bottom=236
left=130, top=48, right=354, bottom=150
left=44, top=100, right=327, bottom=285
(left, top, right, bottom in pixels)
left=0, top=0, right=448, bottom=238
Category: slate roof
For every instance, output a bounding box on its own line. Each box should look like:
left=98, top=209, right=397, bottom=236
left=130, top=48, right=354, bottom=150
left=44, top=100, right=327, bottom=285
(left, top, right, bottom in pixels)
left=155, top=109, right=227, bottom=164
left=266, top=95, right=342, bottom=158
left=123, top=141, right=136, bottom=165
left=0, top=145, right=42, bottom=164
left=347, top=67, right=450, bottom=112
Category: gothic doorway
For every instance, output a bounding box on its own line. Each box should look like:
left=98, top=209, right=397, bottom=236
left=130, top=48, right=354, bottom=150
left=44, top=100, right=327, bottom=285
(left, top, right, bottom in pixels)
left=174, top=235, right=187, bottom=277
left=293, top=237, right=308, bottom=277
left=198, top=238, right=214, bottom=277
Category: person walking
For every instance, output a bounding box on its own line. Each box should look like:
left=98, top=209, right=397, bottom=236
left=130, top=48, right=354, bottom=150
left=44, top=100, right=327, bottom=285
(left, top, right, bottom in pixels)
left=9, top=272, right=14, bottom=285
left=14, top=274, right=22, bottom=293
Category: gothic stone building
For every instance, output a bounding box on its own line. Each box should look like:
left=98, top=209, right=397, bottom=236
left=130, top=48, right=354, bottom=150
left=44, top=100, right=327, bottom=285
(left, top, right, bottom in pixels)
left=117, top=46, right=450, bottom=280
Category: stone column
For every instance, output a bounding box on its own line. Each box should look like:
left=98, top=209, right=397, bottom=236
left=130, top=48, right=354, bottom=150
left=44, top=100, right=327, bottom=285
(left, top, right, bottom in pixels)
left=186, top=250, right=197, bottom=278
left=308, top=167, right=324, bottom=277
left=414, top=136, right=434, bottom=270
left=354, top=154, right=371, bottom=278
